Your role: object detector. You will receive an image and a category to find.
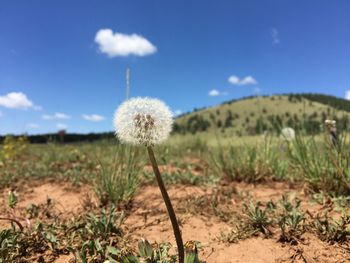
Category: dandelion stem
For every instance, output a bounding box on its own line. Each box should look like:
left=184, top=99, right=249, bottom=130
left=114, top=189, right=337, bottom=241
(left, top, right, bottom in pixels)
left=147, top=146, right=184, bottom=263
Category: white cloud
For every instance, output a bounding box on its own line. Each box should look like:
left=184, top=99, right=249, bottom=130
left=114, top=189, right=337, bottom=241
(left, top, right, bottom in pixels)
left=95, top=29, right=157, bottom=57
left=240, top=76, right=258, bottom=85
left=228, top=75, right=258, bottom=86
left=272, top=28, right=280, bottom=45
left=345, top=90, right=350, bottom=100
left=209, top=89, right=220, bottom=96
left=82, top=114, right=105, bottom=122
left=0, top=92, right=37, bottom=109
left=26, top=123, right=39, bottom=129
left=228, top=75, right=240, bottom=85
left=43, top=112, right=71, bottom=120
left=56, top=123, right=67, bottom=129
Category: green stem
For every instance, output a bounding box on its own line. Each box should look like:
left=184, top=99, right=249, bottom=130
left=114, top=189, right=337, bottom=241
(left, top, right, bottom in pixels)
left=147, top=146, right=184, bottom=263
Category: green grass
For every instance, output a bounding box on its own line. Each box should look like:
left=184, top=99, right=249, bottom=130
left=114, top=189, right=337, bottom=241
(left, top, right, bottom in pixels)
left=2, top=130, right=350, bottom=196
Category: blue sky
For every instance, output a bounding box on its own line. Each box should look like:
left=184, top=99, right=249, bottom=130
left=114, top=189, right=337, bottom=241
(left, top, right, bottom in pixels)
left=1, top=0, right=350, bottom=135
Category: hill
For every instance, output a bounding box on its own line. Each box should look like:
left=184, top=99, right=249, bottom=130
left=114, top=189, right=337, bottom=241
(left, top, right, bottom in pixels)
left=174, top=93, right=350, bottom=136
left=2, top=93, right=350, bottom=143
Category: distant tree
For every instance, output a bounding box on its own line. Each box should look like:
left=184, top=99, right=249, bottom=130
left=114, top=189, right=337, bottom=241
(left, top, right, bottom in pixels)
left=187, top=115, right=210, bottom=134
left=286, top=118, right=294, bottom=128
left=339, top=115, right=349, bottom=131
left=217, top=120, right=222, bottom=128
left=310, top=112, right=318, bottom=119
left=209, top=113, right=216, bottom=122
left=255, top=117, right=267, bottom=134
left=173, top=123, right=185, bottom=134
left=300, top=93, right=350, bottom=113
left=293, top=114, right=299, bottom=122
left=224, top=115, right=233, bottom=128
left=304, top=120, right=321, bottom=134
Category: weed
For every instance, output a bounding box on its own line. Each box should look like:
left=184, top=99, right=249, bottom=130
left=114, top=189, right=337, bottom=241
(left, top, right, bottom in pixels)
left=209, top=140, right=289, bottom=183
left=244, top=202, right=272, bottom=235
left=219, top=222, right=253, bottom=243
left=288, top=134, right=350, bottom=195
left=312, top=213, right=350, bottom=243
left=94, top=145, right=142, bottom=206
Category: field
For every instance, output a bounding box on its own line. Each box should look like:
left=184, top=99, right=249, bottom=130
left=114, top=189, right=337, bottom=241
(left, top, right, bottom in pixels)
left=0, top=133, right=350, bottom=263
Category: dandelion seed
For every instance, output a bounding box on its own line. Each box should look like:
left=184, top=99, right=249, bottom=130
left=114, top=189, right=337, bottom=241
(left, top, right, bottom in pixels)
left=114, top=97, right=173, bottom=146
left=281, top=127, right=295, bottom=141
left=324, top=119, right=336, bottom=129
left=324, top=119, right=337, bottom=146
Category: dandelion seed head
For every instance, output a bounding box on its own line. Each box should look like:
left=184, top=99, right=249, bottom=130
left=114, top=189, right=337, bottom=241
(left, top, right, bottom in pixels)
left=114, top=97, right=173, bottom=146
left=325, top=119, right=336, bottom=129
left=281, top=127, right=295, bottom=141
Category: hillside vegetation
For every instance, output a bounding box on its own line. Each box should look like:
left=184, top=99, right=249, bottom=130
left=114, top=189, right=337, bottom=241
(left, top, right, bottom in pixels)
left=174, top=93, right=350, bottom=136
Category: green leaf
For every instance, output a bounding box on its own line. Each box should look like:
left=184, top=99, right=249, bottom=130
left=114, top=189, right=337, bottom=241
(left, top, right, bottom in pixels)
left=107, top=246, right=120, bottom=256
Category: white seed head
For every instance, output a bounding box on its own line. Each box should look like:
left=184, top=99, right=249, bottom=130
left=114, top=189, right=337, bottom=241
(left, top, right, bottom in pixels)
left=325, top=119, right=336, bottom=129
left=281, top=127, right=295, bottom=141
left=114, top=97, right=173, bottom=146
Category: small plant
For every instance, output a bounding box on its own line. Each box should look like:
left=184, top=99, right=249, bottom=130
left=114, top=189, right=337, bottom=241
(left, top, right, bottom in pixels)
left=0, top=229, right=19, bottom=263
left=85, top=206, right=124, bottom=240
left=135, top=239, right=176, bottom=262
left=219, top=222, right=252, bottom=243
left=7, top=190, right=18, bottom=209
left=95, top=145, right=142, bottom=206
left=312, top=213, right=350, bottom=243
left=272, top=195, right=306, bottom=243
left=0, top=190, right=24, bottom=231
left=69, top=206, right=125, bottom=262
left=244, top=202, right=271, bottom=235
left=278, top=210, right=305, bottom=243
left=184, top=241, right=203, bottom=263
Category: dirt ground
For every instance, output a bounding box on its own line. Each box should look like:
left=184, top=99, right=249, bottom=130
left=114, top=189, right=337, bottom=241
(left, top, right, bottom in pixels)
left=1, top=181, right=349, bottom=263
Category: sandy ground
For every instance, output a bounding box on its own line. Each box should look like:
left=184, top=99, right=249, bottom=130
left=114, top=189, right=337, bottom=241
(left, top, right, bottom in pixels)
left=0, top=181, right=349, bottom=263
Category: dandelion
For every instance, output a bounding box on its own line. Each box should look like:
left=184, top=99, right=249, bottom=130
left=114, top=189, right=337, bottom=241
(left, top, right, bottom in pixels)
left=281, top=127, right=295, bottom=141
left=324, top=119, right=337, bottom=146
left=324, top=119, right=336, bottom=129
left=114, top=97, right=184, bottom=263
left=114, top=97, right=173, bottom=146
